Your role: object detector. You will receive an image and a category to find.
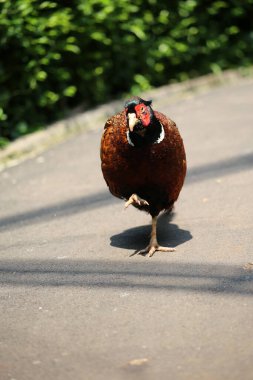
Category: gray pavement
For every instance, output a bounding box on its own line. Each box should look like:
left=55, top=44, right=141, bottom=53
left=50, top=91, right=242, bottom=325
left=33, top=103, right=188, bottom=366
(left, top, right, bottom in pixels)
left=0, top=78, right=253, bottom=380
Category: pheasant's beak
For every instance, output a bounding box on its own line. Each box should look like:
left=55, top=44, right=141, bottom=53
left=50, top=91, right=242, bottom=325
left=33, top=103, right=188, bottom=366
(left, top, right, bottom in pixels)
left=128, top=113, right=138, bottom=132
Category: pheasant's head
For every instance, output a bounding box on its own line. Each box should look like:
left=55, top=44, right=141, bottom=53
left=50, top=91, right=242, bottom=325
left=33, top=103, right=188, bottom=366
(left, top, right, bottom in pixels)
left=125, top=97, right=153, bottom=135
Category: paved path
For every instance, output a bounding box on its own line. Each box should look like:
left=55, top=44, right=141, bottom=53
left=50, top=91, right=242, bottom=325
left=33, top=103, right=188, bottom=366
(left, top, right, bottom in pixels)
left=0, top=78, right=253, bottom=380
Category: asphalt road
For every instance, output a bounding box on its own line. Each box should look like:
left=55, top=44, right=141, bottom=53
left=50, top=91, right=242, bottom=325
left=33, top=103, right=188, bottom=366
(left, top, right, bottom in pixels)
left=0, top=78, right=253, bottom=380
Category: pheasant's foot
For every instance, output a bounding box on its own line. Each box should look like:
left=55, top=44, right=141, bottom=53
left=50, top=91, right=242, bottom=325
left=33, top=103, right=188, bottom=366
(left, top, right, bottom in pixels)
left=129, top=215, right=176, bottom=257
left=125, top=193, right=149, bottom=209
left=132, top=244, right=175, bottom=258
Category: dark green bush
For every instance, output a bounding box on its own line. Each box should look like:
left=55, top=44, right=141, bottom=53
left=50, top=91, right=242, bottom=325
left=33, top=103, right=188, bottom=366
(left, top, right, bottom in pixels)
left=0, top=0, right=253, bottom=146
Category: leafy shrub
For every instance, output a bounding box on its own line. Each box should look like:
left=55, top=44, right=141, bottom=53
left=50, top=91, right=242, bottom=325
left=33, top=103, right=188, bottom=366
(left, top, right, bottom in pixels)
left=0, top=0, right=253, bottom=146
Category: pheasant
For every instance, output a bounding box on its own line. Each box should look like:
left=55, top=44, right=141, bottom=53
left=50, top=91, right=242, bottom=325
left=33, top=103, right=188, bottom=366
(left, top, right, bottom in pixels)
left=100, top=97, right=186, bottom=257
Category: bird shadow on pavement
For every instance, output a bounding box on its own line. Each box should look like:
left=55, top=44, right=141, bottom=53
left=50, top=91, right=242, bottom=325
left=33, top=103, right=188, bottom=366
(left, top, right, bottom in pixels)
left=110, top=211, right=192, bottom=252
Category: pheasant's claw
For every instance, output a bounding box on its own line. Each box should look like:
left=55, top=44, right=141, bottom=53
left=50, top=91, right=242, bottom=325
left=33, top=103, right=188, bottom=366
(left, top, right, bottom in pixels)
left=124, top=193, right=149, bottom=209
left=132, top=245, right=175, bottom=258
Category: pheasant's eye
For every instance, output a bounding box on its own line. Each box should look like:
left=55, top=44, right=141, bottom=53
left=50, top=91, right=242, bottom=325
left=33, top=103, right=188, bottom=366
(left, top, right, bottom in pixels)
left=134, top=103, right=147, bottom=115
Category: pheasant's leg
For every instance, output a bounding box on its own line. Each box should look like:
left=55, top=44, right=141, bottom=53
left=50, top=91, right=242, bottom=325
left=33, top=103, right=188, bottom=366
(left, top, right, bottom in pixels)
left=124, top=193, right=149, bottom=209
left=136, top=216, right=175, bottom=257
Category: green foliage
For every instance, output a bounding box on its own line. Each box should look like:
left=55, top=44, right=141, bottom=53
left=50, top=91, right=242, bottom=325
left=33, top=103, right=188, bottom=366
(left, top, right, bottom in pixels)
left=0, top=0, right=253, bottom=145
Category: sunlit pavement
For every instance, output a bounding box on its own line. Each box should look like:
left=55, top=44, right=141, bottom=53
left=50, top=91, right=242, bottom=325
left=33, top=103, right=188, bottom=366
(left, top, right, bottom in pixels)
left=0, top=78, right=253, bottom=380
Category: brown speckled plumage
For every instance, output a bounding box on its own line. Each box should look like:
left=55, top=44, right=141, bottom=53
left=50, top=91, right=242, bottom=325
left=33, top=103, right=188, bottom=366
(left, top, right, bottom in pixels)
left=100, top=108, right=186, bottom=217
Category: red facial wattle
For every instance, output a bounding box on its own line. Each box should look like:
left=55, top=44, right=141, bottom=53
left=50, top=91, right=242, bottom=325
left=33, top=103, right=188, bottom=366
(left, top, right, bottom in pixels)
left=134, top=103, right=151, bottom=127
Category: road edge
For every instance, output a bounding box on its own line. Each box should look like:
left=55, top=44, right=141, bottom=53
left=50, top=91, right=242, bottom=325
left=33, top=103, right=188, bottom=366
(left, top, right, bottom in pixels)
left=1, top=67, right=252, bottom=171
